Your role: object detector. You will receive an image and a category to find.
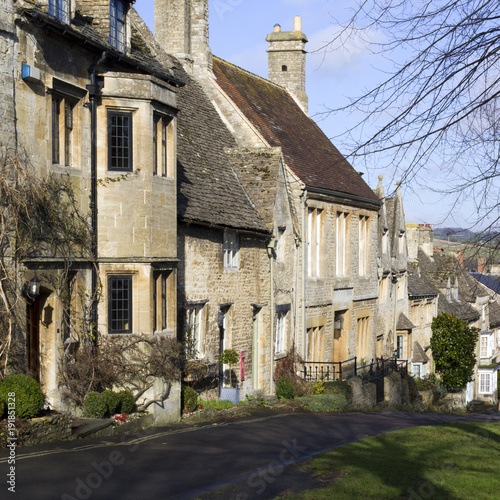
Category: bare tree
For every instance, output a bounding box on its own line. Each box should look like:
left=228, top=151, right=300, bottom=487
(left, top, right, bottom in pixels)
left=0, top=152, right=92, bottom=375
left=325, top=0, right=500, bottom=231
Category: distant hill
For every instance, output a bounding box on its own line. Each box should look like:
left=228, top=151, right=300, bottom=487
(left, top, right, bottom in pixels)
left=434, top=227, right=477, bottom=242
left=434, top=227, right=500, bottom=245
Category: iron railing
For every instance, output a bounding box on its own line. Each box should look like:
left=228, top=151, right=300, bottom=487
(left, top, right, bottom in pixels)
left=301, top=357, right=356, bottom=381
left=301, top=355, right=407, bottom=382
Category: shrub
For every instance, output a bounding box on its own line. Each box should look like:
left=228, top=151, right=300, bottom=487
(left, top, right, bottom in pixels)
left=0, top=374, right=44, bottom=419
left=199, top=399, right=234, bottom=410
left=312, top=381, right=325, bottom=394
left=407, top=376, right=420, bottom=403
left=182, top=386, right=198, bottom=413
left=0, top=398, right=5, bottom=419
left=276, top=377, right=295, bottom=400
left=102, top=390, right=121, bottom=416
left=431, top=312, right=479, bottom=391
left=296, top=394, right=349, bottom=412
left=83, top=392, right=107, bottom=418
left=323, top=380, right=352, bottom=401
left=117, top=390, right=136, bottom=414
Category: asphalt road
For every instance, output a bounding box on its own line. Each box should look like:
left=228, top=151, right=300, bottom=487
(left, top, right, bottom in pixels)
left=1, top=410, right=499, bottom=500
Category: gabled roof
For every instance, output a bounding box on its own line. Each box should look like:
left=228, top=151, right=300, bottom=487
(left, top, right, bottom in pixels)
left=213, top=57, right=380, bottom=204
left=470, top=273, right=500, bottom=294
left=413, top=342, right=430, bottom=363
left=408, top=272, right=438, bottom=298
left=418, top=250, right=481, bottom=322
left=25, top=7, right=185, bottom=86
left=397, top=313, right=415, bottom=330
left=176, top=73, right=269, bottom=234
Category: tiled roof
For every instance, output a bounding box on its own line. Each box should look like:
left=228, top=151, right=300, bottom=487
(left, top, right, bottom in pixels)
left=176, top=73, right=269, bottom=233
left=417, top=250, right=481, bottom=322
left=408, top=273, right=438, bottom=297
left=412, top=342, right=430, bottom=363
left=489, top=300, right=500, bottom=328
left=397, top=313, right=415, bottom=330
left=213, top=57, right=380, bottom=203
left=470, top=273, right=500, bottom=294
left=26, top=8, right=185, bottom=86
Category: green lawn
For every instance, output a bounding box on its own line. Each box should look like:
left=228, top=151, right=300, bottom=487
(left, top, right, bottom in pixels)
left=280, top=423, right=500, bottom=499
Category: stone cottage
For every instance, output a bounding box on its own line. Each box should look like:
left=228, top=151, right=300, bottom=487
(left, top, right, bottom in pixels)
left=154, top=0, right=383, bottom=382
left=1, top=0, right=185, bottom=423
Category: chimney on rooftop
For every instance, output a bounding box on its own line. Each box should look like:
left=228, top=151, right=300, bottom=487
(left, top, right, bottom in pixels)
left=266, top=17, right=309, bottom=113
left=154, top=0, right=213, bottom=76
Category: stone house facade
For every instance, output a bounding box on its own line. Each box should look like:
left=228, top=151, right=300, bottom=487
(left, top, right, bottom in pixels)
left=2, top=0, right=185, bottom=423
left=407, top=224, right=499, bottom=402
left=154, top=0, right=384, bottom=384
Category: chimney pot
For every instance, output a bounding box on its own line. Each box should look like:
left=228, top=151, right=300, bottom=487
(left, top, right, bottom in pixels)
left=294, top=16, right=302, bottom=32
left=274, top=24, right=281, bottom=32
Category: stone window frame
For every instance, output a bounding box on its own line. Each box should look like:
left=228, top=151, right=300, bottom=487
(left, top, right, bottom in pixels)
left=275, top=304, right=291, bottom=357
left=48, top=0, right=71, bottom=24
left=307, top=206, right=323, bottom=279
left=336, top=210, right=350, bottom=277
left=223, top=230, right=239, bottom=270
left=49, top=79, right=86, bottom=168
left=478, top=369, right=497, bottom=395
left=186, top=302, right=206, bottom=359
left=153, top=113, right=175, bottom=178
left=356, top=308, right=372, bottom=361
left=358, top=214, right=370, bottom=277
left=108, top=274, right=133, bottom=334
left=480, top=332, right=493, bottom=359
left=109, top=0, right=127, bottom=52
left=107, top=110, right=133, bottom=172
left=153, top=269, right=176, bottom=333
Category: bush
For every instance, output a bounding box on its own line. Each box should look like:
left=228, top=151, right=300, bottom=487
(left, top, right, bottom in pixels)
left=276, top=377, right=295, bottom=400
left=0, top=398, right=5, bottom=419
left=407, top=376, right=420, bottom=403
left=117, top=390, right=136, bottom=414
left=182, top=386, right=199, bottom=412
left=102, top=390, right=121, bottom=416
left=0, top=374, right=44, bottom=419
left=296, top=394, right=349, bottom=412
left=312, top=381, right=325, bottom=394
left=323, top=380, right=352, bottom=401
left=83, top=392, right=107, bottom=418
left=199, top=399, right=234, bottom=410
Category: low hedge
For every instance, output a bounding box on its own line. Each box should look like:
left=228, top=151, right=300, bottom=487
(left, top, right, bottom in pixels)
left=83, top=392, right=107, bottom=418
left=0, top=374, right=44, bottom=419
left=296, top=394, right=349, bottom=412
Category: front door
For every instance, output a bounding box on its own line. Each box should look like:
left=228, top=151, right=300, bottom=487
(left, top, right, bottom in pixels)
left=26, top=298, right=40, bottom=382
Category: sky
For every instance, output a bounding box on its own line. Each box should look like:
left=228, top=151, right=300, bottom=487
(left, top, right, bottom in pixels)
left=135, top=0, right=485, bottom=230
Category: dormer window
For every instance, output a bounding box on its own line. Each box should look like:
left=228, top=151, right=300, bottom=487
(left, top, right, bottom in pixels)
left=49, top=0, right=70, bottom=24
left=110, top=0, right=126, bottom=51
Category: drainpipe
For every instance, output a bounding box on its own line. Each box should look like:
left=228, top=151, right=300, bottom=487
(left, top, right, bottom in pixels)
left=301, top=189, right=308, bottom=359
left=267, top=238, right=275, bottom=394
left=87, top=52, right=107, bottom=344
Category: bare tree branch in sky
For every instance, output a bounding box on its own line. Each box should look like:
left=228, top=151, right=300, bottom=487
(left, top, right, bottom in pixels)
left=326, top=0, right=500, bottom=231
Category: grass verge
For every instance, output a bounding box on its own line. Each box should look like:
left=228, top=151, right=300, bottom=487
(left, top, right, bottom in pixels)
left=279, top=422, right=500, bottom=499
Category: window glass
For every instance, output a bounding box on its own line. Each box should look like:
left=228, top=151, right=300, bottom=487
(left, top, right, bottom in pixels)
left=108, top=111, right=132, bottom=171
left=108, top=275, right=132, bottom=333
left=110, top=0, right=126, bottom=51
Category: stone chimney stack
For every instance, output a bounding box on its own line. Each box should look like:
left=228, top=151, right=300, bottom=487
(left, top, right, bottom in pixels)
left=266, top=17, right=308, bottom=113
left=154, top=0, right=213, bottom=75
